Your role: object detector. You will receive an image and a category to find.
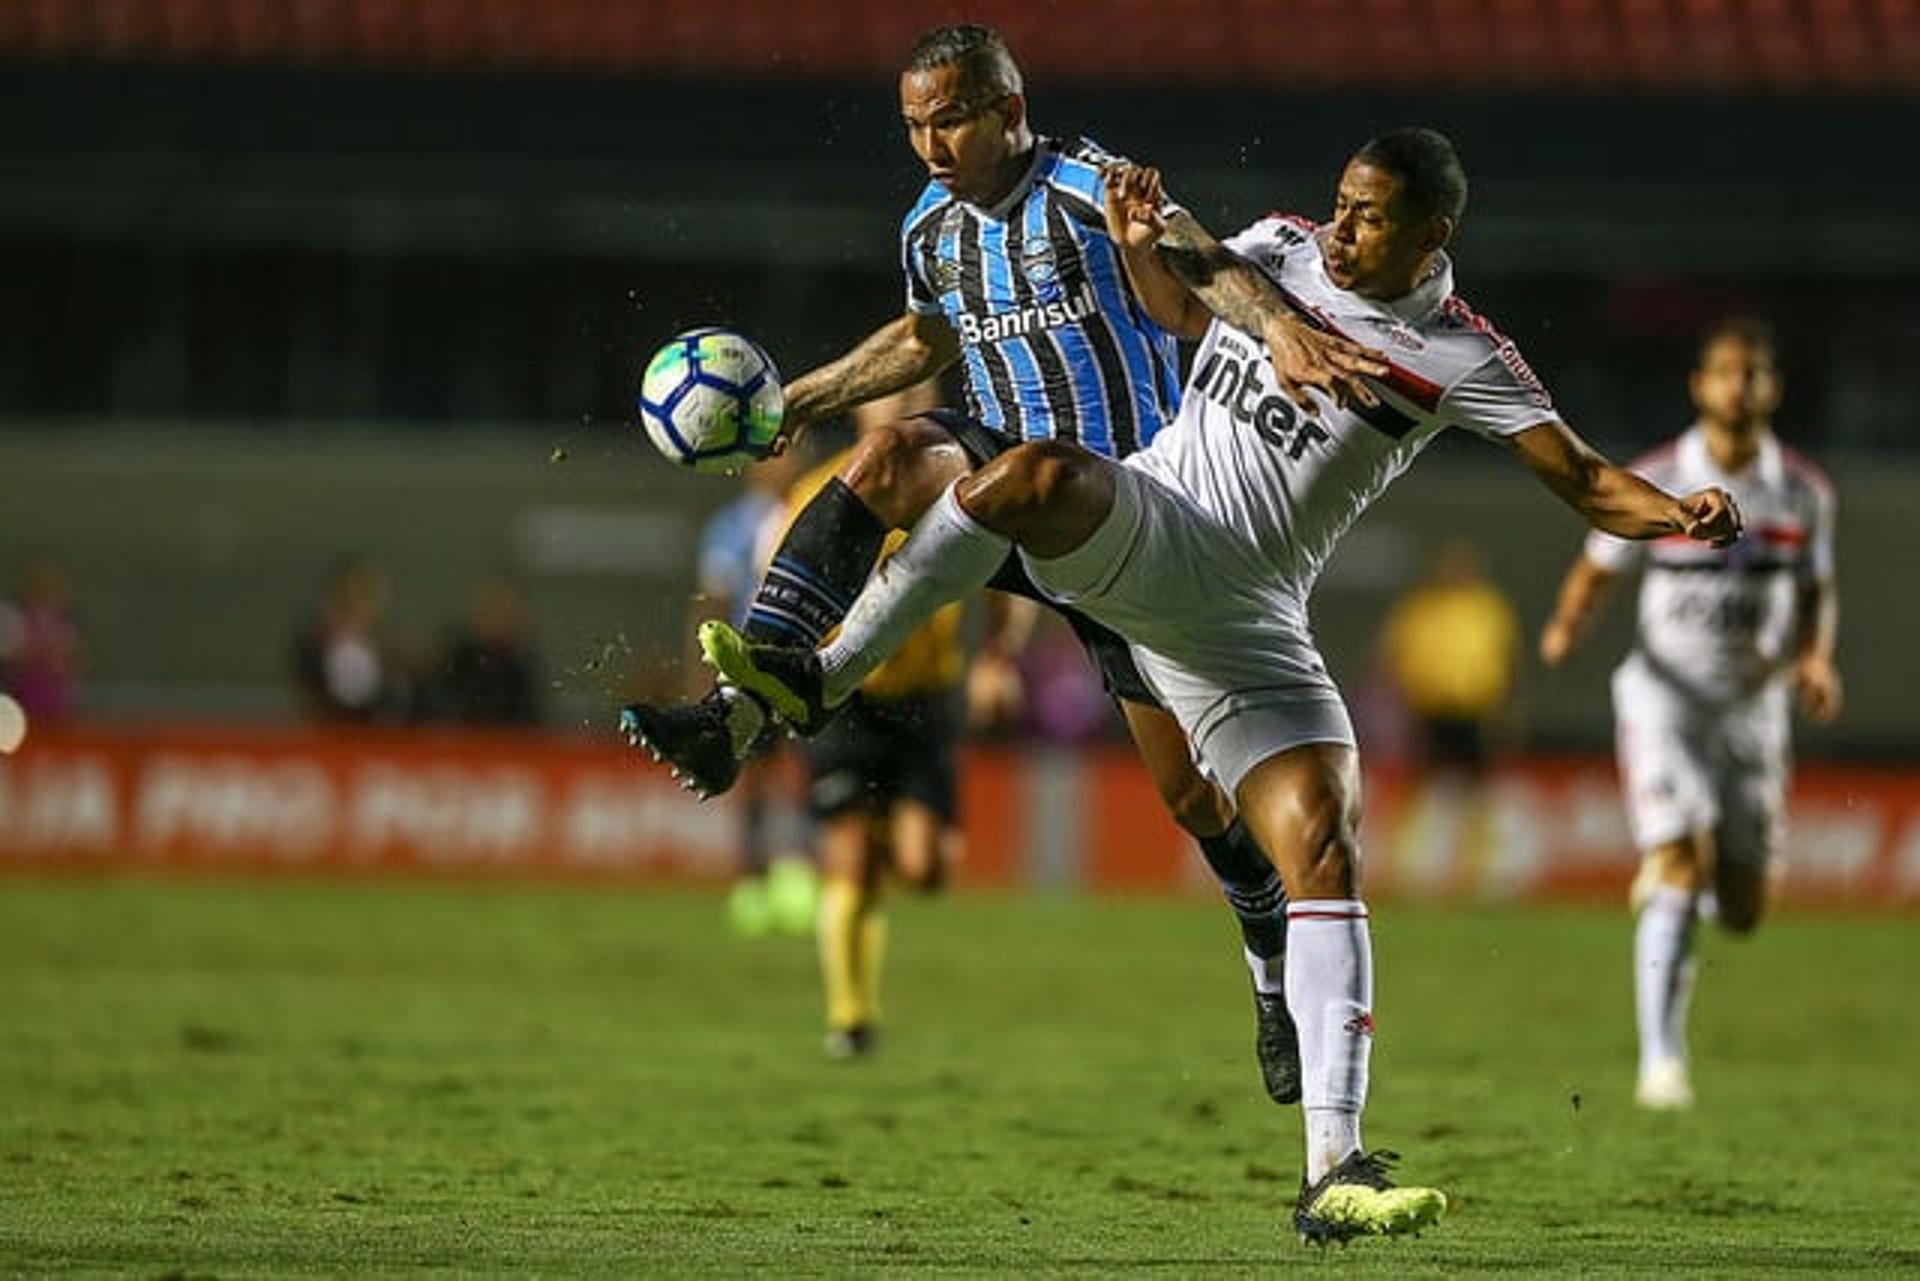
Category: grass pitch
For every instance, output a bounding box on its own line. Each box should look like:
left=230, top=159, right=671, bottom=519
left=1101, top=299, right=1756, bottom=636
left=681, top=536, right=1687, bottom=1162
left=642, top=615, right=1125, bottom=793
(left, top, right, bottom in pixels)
left=2, top=875, right=1916, bottom=1276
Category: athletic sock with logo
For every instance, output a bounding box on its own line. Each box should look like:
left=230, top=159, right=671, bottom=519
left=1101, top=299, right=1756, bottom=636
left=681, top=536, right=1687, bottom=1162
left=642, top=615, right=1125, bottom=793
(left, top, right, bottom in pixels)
left=1198, top=819, right=1288, bottom=972
left=1634, top=883, right=1697, bottom=1075
left=819, top=482, right=1009, bottom=706
left=744, top=477, right=888, bottom=647
left=1287, top=900, right=1374, bottom=1183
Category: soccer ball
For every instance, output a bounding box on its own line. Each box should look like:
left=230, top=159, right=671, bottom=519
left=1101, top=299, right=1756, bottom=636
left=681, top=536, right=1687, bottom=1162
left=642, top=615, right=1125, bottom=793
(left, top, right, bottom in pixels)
left=636, top=327, right=784, bottom=473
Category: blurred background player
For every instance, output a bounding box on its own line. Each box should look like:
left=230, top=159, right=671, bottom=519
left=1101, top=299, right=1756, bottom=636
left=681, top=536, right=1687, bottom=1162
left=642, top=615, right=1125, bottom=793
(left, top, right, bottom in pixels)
left=690, top=447, right=814, bottom=936
left=1378, top=538, right=1519, bottom=780
left=1374, top=538, right=1520, bottom=890
left=782, top=380, right=1016, bottom=1057
left=290, top=554, right=409, bottom=723
left=1540, top=317, right=1841, bottom=1110
left=428, top=571, right=543, bottom=725
left=0, top=559, right=84, bottom=728
left=622, top=22, right=1383, bottom=1104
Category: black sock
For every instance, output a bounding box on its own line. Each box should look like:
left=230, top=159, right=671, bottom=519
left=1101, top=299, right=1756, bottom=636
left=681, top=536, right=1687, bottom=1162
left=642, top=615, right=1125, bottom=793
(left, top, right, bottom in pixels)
left=743, top=478, right=888, bottom=646
left=1196, top=819, right=1288, bottom=960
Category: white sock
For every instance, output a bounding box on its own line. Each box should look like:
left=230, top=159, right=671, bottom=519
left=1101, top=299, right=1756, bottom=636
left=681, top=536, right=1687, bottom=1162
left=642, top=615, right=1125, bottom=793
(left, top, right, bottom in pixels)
left=818, top=483, right=1009, bottom=706
left=1286, top=899, right=1374, bottom=1183
left=1634, top=884, right=1697, bottom=1077
left=1244, top=945, right=1285, bottom=996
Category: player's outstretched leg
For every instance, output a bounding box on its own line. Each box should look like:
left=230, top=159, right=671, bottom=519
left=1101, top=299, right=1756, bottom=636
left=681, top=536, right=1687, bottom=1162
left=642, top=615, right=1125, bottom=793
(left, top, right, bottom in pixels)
left=698, top=620, right=836, bottom=735
left=621, top=420, right=967, bottom=795
left=619, top=692, right=772, bottom=799
left=707, top=478, right=1022, bottom=737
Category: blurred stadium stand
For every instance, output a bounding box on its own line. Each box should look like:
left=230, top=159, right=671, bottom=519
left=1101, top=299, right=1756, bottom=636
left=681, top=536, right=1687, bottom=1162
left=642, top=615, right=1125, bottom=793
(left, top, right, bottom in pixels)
left=1, top=1, right=1916, bottom=758
left=3, top=0, right=1917, bottom=89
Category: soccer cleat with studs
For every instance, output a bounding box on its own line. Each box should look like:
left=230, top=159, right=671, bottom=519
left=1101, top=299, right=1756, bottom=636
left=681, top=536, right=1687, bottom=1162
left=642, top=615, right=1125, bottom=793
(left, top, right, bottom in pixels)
left=1253, top=988, right=1302, bottom=1105
left=697, top=619, right=837, bottom=736
left=619, top=691, right=753, bottom=799
left=1292, top=1149, right=1446, bottom=1246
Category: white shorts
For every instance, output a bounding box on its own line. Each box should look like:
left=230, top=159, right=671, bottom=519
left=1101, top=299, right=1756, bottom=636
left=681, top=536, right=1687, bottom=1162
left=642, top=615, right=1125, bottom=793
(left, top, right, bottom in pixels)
left=1612, top=652, right=1791, bottom=866
left=1021, top=463, right=1353, bottom=795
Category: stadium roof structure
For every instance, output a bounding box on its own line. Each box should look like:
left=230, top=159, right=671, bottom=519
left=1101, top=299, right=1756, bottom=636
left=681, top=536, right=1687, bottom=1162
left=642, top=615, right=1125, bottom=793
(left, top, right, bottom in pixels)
left=4, top=0, right=1919, bottom=92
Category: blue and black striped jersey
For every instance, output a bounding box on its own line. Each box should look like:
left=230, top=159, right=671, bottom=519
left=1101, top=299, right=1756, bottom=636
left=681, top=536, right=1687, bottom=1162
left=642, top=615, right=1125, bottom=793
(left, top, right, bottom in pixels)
left=899, top=135, right=1180, bottom=459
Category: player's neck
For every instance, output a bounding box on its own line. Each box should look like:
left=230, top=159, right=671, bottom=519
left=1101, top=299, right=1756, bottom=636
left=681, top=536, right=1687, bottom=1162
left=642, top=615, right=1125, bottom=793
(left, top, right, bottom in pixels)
left=1700, top=419, right=1768, bottom=472
left=976, top=140, right=1037, bottom=209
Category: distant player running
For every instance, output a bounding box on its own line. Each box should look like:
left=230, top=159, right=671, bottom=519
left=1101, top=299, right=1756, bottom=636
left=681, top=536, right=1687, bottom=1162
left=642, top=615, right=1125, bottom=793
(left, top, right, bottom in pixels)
left=623, top=23, right=1385, bottom=1107
left=699, top=130, right=1743, bottom=1244
left=1540, top=318, right=1840, bottom=1110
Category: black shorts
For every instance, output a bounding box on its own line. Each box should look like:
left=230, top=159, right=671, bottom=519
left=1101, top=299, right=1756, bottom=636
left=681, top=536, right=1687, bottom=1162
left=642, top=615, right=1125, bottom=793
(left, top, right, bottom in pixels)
left=804, top=690, right=960, bottom=823
left=924, top=408, right=1158, bottom=708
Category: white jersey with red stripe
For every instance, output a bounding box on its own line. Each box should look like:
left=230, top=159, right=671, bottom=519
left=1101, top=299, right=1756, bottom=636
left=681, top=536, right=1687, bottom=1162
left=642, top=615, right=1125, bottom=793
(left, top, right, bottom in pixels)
left=1127, top=213, right=1558, bottom=597
left=1586, top=426, right=1835, bottom=705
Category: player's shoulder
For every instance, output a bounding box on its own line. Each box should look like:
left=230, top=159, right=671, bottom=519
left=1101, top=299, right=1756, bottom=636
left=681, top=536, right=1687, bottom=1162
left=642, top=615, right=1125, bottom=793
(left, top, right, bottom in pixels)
left=901, top=182, right=956, bottom=240
left=1623, top=436, right=1684, bottom=481
left=1427, top=290, right=1555, bottom=391
left=1040, top=135, right=1110, bottom=212
left=1778, top=441, right=1835, bottom=501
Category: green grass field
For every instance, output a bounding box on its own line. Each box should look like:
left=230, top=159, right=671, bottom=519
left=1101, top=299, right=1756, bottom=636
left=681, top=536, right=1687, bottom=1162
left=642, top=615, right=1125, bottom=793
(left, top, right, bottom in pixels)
left=2, top=875, right=1916, bottom=1277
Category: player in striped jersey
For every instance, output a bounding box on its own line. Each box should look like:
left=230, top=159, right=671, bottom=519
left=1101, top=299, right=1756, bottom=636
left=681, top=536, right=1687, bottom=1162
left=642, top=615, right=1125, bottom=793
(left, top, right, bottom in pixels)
left=1539, top=318, right=1841, bottom=1110
left=699, top=130, right=1744, bottom=1244
left=623, top=23, right=1384, bottom=1107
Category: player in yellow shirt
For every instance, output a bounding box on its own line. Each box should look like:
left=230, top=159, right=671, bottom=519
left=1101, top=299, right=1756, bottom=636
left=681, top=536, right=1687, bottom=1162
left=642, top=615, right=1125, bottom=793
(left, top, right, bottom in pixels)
left=1378, top=539, right=1518, bottom=776
left=777, top=383, right=1027, bottom=1057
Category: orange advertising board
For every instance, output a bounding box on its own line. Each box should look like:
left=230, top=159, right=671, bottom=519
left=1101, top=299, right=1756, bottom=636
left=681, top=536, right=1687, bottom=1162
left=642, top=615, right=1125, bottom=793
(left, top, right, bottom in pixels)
left=2, top=725, right=1916, bottom=906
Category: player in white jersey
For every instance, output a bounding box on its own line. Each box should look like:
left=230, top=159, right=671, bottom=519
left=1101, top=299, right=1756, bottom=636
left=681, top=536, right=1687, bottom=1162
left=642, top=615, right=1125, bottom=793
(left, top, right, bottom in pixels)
left=1539, top=318, right=1840, bottom=1110
left=700, top=129, right=1742, bottom=1246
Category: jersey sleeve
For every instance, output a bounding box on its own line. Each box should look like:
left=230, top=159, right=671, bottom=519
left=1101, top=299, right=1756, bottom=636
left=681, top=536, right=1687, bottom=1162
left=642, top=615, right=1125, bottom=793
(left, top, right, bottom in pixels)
left=1582, top=526, right=1643, bottom=573
left=901, top=226, right=941, bottom=316
left=1442, top=343, right=1559, bottom=440
left=1222, top=214, right=1313, bottom=280
left=1807, top=472, right=1838, bottom=582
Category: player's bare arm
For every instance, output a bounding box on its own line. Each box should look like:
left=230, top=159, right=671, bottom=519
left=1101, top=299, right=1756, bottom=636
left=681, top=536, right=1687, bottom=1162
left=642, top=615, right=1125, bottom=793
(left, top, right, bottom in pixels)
left=1538, top=555, right=1621, bottom=666
left=1100, top=161, right=1386, bottom=409
left=779, top=311, right=962, bottom=447
left=1792, top=577, right=1842, bottom=722
left=1101, top=162, right=1210, bottom=338
left=1506, top=419, right=1743, bottom=546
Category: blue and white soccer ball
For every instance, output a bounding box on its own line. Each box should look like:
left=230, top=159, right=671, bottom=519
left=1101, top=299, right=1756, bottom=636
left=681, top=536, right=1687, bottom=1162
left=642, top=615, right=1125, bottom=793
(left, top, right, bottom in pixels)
left=636, top=327, right=784, bottom=473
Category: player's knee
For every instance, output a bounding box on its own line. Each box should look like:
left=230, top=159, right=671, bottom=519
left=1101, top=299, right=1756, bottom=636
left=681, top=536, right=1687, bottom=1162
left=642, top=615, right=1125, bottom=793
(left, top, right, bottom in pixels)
left=1292, top=794, right=1363, bottom=899
left=961, top=441, right=1093, bottom=538
left=1154, top=767, right=1233, bottom=837
left=838, top=418, right=960, bottom=527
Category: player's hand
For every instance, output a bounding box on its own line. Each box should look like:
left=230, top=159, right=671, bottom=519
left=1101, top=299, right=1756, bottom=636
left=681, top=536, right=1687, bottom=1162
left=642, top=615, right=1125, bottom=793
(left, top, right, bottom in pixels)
left=966, top=649, right=1025, bottom=731
left=1793, top=653, right=1843, bottom=723
left=1100, top=162, right=1167, bottom=252
left=1538, top=617, right=1576, bottom=667
left=1262, top=313, right=1387, bottom=411
left=1676, top=486, right=1743, bottom=548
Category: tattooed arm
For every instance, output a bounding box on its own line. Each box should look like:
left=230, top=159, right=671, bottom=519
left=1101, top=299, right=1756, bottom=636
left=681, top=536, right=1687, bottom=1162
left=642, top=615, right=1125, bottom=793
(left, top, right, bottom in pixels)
left=778, top=311, right=961, bottom=447
left=1102, top=161, right=1386, bottom=408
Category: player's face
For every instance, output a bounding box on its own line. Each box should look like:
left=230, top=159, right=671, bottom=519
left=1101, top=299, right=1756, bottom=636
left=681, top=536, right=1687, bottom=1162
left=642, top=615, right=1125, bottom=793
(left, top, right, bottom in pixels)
left=900, top=65, right=1024, bottom=206
left=1690, top=336, right=1781, bottom=432
left=1323, top=160, right=1447, bottom=299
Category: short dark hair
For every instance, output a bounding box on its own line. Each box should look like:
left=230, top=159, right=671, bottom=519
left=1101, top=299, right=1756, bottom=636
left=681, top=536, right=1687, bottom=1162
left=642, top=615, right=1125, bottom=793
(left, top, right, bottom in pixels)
left=904, top=24, right=1023, bottom=99
left=1699, top=315, right=1777, bottom=364
left=1353, top=128, right=1469, bottom=225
